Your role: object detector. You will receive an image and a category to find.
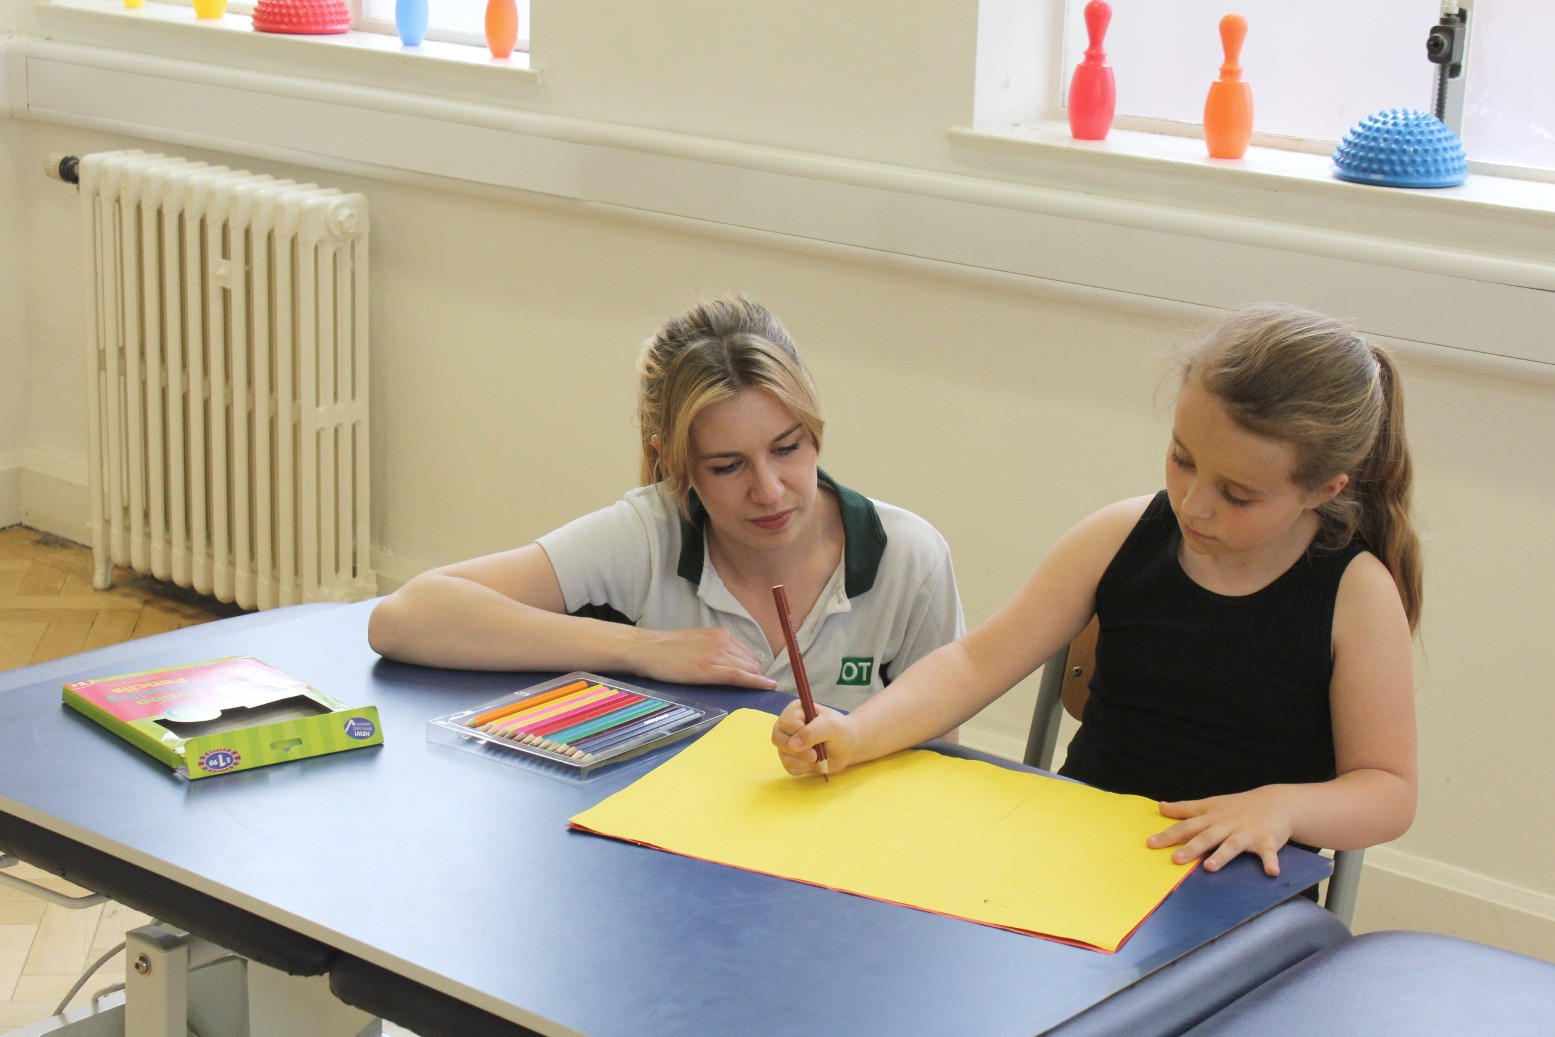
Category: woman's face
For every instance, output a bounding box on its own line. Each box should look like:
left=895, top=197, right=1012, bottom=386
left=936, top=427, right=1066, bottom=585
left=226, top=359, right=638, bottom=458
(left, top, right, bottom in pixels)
left=687, top=389, right=820, bottom=557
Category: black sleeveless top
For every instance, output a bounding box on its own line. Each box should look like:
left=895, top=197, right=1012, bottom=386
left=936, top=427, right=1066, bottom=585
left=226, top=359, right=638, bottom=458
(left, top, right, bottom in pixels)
left=1058, top=491, right=1367, bottom=803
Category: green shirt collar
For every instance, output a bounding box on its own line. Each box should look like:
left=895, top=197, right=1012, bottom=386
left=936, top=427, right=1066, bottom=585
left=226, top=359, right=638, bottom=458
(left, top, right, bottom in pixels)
left=676, top=469, right=887, bottom=598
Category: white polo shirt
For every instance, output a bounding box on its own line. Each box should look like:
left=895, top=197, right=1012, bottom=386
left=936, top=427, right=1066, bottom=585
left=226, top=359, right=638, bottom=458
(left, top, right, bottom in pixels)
left=536, top=471, right=964, bottom=710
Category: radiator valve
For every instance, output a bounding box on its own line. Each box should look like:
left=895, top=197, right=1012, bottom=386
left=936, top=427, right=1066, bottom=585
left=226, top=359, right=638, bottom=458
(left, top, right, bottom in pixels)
left=45, top=153, right=81, bottom=185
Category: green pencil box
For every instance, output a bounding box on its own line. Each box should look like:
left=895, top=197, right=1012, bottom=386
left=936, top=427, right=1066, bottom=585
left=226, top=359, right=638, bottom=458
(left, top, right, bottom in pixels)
left=63, top=656, right=383, bottom=779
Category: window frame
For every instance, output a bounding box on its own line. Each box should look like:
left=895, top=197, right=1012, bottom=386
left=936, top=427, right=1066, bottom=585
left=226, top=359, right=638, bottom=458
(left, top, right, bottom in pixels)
left=135, top=0, right=528, bottom=54
left=1044, top=0, right=1552, bottom=185
left=34, top=0, right=538, bottom=102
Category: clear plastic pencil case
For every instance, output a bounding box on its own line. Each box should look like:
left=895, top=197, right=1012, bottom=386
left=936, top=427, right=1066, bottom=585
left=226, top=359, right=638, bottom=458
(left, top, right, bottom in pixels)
left=427, top=671, right=725, bottom=781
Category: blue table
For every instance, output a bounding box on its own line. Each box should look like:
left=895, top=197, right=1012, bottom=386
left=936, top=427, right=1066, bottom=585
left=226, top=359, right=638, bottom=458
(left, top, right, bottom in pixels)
left=0, top=601, right=1344, bottom=1037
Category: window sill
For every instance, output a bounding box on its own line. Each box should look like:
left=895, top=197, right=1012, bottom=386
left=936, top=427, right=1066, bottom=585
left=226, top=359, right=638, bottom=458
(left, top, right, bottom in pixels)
left=948, top=122, right=1555, bottom=268
left=35, top=0, right=538, bottom=105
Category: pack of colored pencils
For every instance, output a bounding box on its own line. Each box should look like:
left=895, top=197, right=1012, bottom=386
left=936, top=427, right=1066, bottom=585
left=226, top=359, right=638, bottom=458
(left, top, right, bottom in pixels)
left=427, top=672, right=724, bottom=778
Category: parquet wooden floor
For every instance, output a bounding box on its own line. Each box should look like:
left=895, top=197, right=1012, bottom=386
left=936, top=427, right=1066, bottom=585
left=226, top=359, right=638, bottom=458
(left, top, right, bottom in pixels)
left=0, top=525, right=249, bottom=1032
left=0, top=525, right=249, bottom=670
left=0, top=527, right=414, bottom=1034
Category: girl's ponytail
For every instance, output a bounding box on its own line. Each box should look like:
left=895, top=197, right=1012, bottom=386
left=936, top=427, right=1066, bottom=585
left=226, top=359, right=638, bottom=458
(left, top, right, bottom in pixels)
left=1355, top=346, right=1423, bottom=632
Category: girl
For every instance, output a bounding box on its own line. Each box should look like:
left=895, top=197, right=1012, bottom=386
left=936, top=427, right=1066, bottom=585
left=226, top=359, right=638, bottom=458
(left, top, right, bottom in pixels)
left=773, top=303, right=1420, bottom=874
left=369, top=296, right=964, bottom=709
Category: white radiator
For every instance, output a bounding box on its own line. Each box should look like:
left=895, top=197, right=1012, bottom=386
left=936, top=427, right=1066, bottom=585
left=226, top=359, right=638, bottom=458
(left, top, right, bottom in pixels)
left=79, top=150, right=374, bottom=611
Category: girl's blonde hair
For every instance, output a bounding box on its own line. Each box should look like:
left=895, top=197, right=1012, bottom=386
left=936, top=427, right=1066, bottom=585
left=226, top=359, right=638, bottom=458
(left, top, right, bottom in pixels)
left=1184, top=303, right=1422, bottom=631
left=637, top=296, right=824, bottom=514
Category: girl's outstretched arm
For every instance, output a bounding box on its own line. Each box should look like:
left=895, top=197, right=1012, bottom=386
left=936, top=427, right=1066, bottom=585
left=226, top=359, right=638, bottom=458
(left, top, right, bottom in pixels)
left=1148, top=551, right=1418, bottom=873
left=773, top=496, right=1151, bottom=775
left=368, top=545, right=776, bottom=689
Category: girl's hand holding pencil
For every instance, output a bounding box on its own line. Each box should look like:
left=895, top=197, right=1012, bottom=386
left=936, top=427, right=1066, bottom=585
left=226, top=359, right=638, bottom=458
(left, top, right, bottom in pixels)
left=771, top=584, right=832, bottom=781
left=771, top=699, right=856, bottom=778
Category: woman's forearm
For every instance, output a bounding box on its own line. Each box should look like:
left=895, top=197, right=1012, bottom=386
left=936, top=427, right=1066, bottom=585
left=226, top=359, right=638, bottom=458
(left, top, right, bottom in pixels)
left=367, top=573, right=641, bottom=672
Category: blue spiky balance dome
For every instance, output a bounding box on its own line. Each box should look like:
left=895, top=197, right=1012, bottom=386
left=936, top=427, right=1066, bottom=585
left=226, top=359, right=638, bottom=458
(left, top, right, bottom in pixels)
left=1332, top=108, right=1468, bottom=189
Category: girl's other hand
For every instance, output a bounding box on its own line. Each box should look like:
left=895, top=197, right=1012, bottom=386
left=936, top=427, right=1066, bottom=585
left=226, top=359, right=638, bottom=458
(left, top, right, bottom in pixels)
left=1147, top=786, right=1296, bottom=877
left=771, top=699, right=855, bottom=776
left=628, top=627, right=778, bottom=690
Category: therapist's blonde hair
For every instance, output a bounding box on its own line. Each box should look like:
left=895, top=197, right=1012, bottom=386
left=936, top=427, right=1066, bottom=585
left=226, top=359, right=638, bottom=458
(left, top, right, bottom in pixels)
left=638, top=296, right=824, bottom=515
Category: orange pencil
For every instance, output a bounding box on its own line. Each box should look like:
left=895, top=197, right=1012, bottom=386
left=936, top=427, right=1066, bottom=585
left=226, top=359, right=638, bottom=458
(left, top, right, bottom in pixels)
left=470, top=678, right=591, bottom=727
left=482, top=684, right=609, bottom=733
left=484, top=685, right=618, bottom=735
left=771, top=584, right=828, bottom=781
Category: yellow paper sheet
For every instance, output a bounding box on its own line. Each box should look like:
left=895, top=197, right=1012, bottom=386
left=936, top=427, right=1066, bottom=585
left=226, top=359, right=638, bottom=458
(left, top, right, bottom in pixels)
left=569, top=709, right=1195, bottom=952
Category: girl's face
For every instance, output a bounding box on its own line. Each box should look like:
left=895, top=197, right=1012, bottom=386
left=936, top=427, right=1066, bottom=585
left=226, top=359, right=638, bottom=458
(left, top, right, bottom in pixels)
left=1166, top=379, right=1345, bottom=561
left=687, top=389, right=820, bottom=558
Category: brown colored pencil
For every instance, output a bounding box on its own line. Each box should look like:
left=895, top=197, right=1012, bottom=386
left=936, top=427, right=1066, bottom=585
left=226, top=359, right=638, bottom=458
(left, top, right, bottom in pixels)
left=771, top=584, right=829, bottom=781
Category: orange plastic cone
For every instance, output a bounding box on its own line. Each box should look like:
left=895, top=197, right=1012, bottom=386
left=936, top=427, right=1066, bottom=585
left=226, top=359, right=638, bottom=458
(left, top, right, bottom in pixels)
left=485, top=0, right=519, bottom=59
left=1204, top=14, right=1253, bottom=159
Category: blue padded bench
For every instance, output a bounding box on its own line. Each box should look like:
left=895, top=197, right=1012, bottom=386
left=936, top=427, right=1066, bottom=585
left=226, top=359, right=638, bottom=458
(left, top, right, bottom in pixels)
left=1048, top=897, right=1351, bottom=1036
left=1184, top=929, right=1555, bottom=1037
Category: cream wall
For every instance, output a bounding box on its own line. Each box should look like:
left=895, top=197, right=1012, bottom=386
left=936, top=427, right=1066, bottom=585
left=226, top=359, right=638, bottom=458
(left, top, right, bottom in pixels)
left=533, top=2, right=977, bottom=168
left=0, top=41, right=28, bottom=525
left=3, top=0, right=1553, bottom=962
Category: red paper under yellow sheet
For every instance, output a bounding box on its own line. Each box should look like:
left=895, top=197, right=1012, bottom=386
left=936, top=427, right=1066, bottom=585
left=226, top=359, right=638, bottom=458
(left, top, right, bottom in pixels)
left=569, top=709, right=1195, bottom=952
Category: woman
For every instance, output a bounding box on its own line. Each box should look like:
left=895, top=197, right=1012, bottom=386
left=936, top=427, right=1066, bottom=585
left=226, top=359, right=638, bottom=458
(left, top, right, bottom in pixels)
left=369, top=295, right=963, bottom=709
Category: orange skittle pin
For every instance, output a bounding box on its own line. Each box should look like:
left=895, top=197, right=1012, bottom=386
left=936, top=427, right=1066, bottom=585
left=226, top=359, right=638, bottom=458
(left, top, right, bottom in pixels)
left=1204, top=13, right=1254, bottom=159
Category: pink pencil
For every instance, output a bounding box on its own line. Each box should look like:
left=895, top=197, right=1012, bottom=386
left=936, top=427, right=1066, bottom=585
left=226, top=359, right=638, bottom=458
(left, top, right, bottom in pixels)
left=515, top=691, right=645, bottom=739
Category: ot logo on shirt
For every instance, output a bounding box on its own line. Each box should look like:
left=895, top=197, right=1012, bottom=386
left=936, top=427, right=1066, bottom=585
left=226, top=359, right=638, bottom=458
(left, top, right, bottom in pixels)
left=837, top=657, right=875, bottom=686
